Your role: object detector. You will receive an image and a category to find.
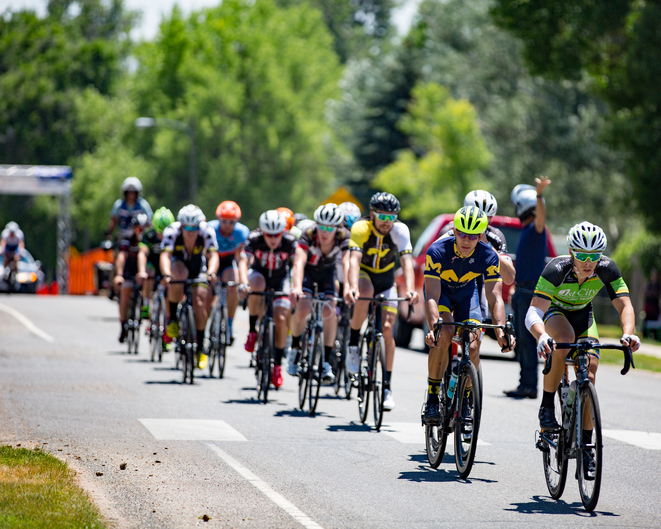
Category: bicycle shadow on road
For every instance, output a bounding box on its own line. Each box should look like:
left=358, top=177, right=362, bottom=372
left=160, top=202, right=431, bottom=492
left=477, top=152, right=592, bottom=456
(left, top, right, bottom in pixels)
left=504, top=496, right=619, bottom=517
left=399, top=453, right=498, bottom=484
left=325, top=422, right=372, bottom=433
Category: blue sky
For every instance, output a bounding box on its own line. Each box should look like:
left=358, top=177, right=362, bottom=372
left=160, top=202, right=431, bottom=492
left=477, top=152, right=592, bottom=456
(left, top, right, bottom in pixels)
left=0, top=0, right=421, bottom=41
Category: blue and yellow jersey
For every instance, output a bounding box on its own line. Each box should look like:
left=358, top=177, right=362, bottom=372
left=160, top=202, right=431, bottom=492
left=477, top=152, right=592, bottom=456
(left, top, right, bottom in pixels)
left=424, top=236, right=501, bottom=291
left=349, top=219, right=412, bottom=274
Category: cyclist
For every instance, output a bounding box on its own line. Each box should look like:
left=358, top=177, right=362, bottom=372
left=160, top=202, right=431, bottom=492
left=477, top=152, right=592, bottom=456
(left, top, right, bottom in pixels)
left=238, top=210, right=298, bottom=389
left=160, top=205, right=219, bottom=369
left=1, top=221, right=25, bottom=271
left=114, top=213, right=149, bottom=343
left=207, top=201, right=250, bottom=339
left=344, top=192, right=419, bottom=411
left=289, top=204, right=350, bottom=381
left=137, top=207, right=175, bottom=319
left=277, top=207, right=296, bottom=232
left=422, top=206, right=513, bottom=425
left=526, top=222, right=640, bottom=438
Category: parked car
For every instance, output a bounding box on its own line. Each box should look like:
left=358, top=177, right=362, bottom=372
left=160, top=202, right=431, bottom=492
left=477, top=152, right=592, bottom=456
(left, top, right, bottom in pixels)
left=0, top=248, right=41, bottom=294
left=393, top=213, right=558, bottom=349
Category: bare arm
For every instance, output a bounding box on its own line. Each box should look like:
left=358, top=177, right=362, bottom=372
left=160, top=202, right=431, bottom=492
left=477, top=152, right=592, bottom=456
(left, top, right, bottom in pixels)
left=485, top=281, right=512, bottom=351
left=527, top=296, right=552, bottom=340
left=291, top=246, right=308, bottom=293
left=400, top=254, right=419, bottom=304
left=534, top=176, right=551, bottom=234
left=498, top=254, right=516, bottom=285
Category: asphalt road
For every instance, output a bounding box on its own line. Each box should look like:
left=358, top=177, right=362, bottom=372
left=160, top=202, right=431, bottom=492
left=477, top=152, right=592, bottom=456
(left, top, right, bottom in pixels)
left=1, top=295, right=660, bottom=528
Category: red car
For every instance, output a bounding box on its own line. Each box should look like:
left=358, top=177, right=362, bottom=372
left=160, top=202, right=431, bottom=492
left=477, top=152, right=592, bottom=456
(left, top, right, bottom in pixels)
left=394, top=213, right=557, bottom=348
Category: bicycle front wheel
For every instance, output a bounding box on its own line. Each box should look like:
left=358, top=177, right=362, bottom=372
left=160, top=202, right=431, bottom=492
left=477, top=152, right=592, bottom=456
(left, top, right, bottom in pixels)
left=308, top=330, right=323, bottom=416
left=186, top=306, right=196, bottom=385
left=130, top=295, right=141, bottom=355
left=298, top=330, right=310, bottom=410
left=357, top=335, right=370, bottom=424
left=216, top=306, right=228, bottom=378
left=372, top=335, right=386, bottom=431
left=258, top=320, right=274, bottom=404
left=542, top=388, right=568, bottom=499
left=577, top=382, right=603, bottom=512
left=454, top=362, right=481, bottom=479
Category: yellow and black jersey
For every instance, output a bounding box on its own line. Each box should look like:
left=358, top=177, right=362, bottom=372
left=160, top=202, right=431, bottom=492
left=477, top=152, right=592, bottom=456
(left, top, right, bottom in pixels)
left=349, top=219, right=412, bottom=274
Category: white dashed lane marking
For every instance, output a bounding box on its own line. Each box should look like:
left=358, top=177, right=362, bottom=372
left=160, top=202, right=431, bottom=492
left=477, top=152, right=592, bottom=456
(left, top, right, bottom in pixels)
left=603, top=429, right=661, bottom=450
left=0, top=302, right=55, bottom=342
left=138, top=419, right=247, bottom=441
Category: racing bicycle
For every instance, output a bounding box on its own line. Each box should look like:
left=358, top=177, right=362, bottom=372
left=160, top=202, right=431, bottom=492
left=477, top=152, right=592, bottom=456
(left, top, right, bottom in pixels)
left=206, top=281, right=236, bottom=378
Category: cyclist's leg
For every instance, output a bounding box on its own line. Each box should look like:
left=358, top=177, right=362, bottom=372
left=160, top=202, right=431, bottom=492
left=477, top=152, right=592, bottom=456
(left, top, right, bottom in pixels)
left=222, top=263, right=239, bottom=324
left=428, top=292, right=455, bottom=380
left=273, top=276, right=292, bottom=361
left=451, top=285, right=482, bottom=371
left=167, top=260, right=189, bottom=335
left=349, top=271, right=373, bottom=335
left=542, top=310, right=575, bottom=392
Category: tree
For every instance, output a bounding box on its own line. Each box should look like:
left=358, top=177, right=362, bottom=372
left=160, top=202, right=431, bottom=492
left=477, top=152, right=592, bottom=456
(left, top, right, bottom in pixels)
left=491, top=0, right=661, bottom=234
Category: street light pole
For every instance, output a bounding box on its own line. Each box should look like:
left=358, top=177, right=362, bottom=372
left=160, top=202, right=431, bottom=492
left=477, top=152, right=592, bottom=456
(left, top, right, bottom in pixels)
left=135, top=117, right=197, bottom=203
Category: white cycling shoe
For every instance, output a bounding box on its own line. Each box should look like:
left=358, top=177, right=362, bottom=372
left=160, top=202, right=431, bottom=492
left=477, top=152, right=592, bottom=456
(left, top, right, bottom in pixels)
left=383, top=389, right=395, bottom=411
left=346, top=345, right=360, bottom=375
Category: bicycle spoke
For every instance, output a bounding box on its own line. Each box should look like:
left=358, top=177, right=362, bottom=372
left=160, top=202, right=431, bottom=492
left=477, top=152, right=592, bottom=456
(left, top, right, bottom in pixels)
left=577, top=383, right=602, bottom=512
left=541, top=388, right=568, bottom=499
left=454, top=363, right=481, bottom=479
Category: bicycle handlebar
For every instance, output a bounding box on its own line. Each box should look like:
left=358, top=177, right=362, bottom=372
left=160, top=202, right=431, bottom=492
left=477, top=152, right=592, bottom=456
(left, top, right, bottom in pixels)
left=356, top=296, right=415, bottom=322
left=542, top=342, right=635, bottom=376
left=432, top=314, right=514, bottom=352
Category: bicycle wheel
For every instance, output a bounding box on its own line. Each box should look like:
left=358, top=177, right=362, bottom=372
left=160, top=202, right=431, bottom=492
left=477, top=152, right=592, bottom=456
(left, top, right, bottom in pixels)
left=308, top=330, right=323, bottom=416
left=333, top=323, right=348, bottom=396
left=454, top=362, right=481, bottom=479
left=257, top=320, right=273, bottom=404
left=149, top=294, right=163, bottom=362
left=130, top=294, right=141, bottom=355
left=426, top=421, right=448, bottom=469
left=357, top=335, right=370, bottom=424
left=372, top=335, right=386, bottom=431
left=186, top=306, right=196, bottom=385
left=577, top=382, right=603, bottom=512
left=178, top=310, right=189, bottom=384
left=296, top=330, right=309, bottom=409
left=542, top=388, right=568, bottom=499
left=217, top=306, right=228, bottom=378
left=207, top=305, right=220, bottom=377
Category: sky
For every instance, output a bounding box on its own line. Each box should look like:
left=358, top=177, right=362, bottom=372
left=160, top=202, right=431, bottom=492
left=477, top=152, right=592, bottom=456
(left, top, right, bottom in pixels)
left=0, top=0, right=422, bottom=41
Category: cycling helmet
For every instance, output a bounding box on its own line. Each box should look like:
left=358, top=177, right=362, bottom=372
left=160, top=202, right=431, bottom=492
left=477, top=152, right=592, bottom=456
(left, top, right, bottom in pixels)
left=510, top=184, right=542, bottom=218
left=464, top=190, right=497, bottom=218
left=216, top=200, right=242, bottom=221
left=339, top=201, right=361, bottom=228
left=121, top=176, right=143, bottom=194
left=259, top=210, right=287, bottom=235
left=314, top=203, right=344, bottom=227
left=152, top=207, right=175, bottom=234
left=177, top=204, right=205, bottom=228
left=132, top=213, right=149, bottom=229
left=454, top=206, right=488, bottom=235
left=294, top=212, right=308, bottom=225
left=276, top=207, right=295, bottom=231
left=567, top=222, right=607, bottom=252
left=370, top=192, right=401, bottom=213
left=5, top=221, right=19, bottom=232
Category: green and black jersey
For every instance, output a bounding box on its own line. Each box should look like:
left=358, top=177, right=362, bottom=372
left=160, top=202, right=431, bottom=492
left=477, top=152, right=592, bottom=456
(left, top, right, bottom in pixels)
left=139, top=228, right=162, bottom=271
left=533, top=256, right=629, bottom=311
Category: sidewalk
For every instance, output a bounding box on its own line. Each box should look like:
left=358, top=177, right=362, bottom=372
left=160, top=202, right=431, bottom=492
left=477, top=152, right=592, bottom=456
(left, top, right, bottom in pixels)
left=601, top=337, right=661, bottom=360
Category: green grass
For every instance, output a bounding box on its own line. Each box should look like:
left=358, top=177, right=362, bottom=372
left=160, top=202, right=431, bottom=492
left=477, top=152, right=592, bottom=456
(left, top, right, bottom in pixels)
left=0, top=446, right=105, bottom=529
left=598, top=348, right=661, bottom=372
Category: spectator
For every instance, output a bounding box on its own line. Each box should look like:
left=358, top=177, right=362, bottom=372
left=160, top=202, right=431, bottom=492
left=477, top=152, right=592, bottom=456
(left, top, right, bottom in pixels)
left=644, top=268, right=660, bottom=338
left=504, top=176, right=551, bottom=399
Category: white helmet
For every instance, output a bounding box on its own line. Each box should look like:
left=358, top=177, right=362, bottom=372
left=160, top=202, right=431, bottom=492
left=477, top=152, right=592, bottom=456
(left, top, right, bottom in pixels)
left=510, top=184, right=542, bottom=218
left=339, top=201, right=361, bottom=228
left=464, top=190, right=497, bottom=218
left=177, top=204, right=205, bottom=228
left=121, top=176, right=143, bottom=193
left=314, top=203, right=344, bottom=227
left=5, top=221, right=19, bottom=232
left=259, top=210, right=287, bottom=235
left=567, top=222, right=607, bottom=252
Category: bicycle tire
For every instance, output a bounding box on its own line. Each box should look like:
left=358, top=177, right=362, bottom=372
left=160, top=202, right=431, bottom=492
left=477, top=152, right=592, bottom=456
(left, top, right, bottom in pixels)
left=426, top=421, right=448, bottom=469
left=308, top=330, right=323, bottom=416
left=577, top=382, right=603, bottom=512
left=262, top=320, right=274, bottom=403
left=149, top=294, right=158, bottom=362
left=208, top=304, right=220, bottom=377
left=186, top=306, right=196, bottom=385
left=131, top=293, right=141, bottom=355
left=178, top=309, right=188, bottom=384
left=543, top=388, right=568, bottom=499
left=454, top=362, right=481, bottom=479
left=298, top=329, right=310, bottom=410
left=217, top=306, right=228, bottom=378
left=357, top=335, right=370, bottom=424
left=333, top=322, right=349, bottom=397
left=372, top=335, right=386, bottom=431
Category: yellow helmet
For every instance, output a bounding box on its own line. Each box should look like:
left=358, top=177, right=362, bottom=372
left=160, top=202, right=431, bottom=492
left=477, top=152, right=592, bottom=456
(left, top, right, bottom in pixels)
left=454, top=206, right=488, bottom=235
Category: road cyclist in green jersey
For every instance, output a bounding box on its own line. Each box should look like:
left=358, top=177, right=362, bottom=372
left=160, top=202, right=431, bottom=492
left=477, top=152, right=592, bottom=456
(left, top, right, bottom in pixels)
left=526, top=221, right=641, bottom=436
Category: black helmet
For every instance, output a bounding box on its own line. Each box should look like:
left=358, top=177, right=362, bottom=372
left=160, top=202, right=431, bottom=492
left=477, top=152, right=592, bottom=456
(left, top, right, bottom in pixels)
left=370, top=192, right=400, bottom=213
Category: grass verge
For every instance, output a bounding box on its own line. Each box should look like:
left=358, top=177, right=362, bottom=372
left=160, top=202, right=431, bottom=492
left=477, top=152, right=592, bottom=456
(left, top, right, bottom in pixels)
left=0, top=445, right=105, bottom=529
left=598, top=349, right=661, bottom=373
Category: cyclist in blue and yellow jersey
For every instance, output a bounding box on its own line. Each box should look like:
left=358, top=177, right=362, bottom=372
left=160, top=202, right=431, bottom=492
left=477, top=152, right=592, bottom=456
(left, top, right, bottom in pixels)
left=344, top=192, right=419, bottom=411
left=526, top=222, right=640, bottom=435
left=160, top=205, right=219, bottom=370
left=422, top=206, right=513, bottom=425
left=207, top=201, right=250, bottom=339
left=137, top=207, right=175, bottom=319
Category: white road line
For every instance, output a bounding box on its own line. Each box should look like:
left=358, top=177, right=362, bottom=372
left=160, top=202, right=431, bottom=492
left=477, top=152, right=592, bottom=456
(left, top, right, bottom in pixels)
left=0, top=302, right=54, bottom=343
left=206, top=443, right=324, bottom=529
left=139, top=419, right=247, bottom=441
left=603, top=429, right=661, bottom=451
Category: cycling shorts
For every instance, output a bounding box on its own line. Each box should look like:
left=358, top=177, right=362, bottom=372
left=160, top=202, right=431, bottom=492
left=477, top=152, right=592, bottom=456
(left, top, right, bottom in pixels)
left=172, top=256, right=209, bottom=288
left=544, top=303, right=600, bottom=359
left=303, top=266, right=337, bottom=297
left=248, top=269, right=291, bottom=310
left=437, top=283, right=482, bottom=324
left=359, top=269, right=397, bottom=314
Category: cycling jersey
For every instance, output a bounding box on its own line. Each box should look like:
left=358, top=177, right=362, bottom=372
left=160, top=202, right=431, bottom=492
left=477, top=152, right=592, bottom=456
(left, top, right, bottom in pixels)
left=207, top=220, right=250, bottom=258
left=161, top=221, right=218, bottom=263
left=298, top=224, right=350, bottom=271
left=533, top=256, right=629, bottom=311
left=424, top=236, right=501, bottom=292
left=1, top=228, right=24, bottom=252
left=110, top=198, right=153, bottom=239
left=242, top=230, right=297, bottom=282
left=139, top=229, right=162, bottom=271
left=349, top=219, right=412, bottom=274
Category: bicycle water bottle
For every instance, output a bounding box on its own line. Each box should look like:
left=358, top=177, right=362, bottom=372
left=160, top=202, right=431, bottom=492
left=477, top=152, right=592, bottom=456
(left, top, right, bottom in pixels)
left=447, top=362, right=459, bottom=399
left=563, top=381, right=576, bottom=429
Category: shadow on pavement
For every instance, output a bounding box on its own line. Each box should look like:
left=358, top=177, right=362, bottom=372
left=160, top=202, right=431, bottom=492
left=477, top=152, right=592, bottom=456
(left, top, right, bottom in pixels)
left=398, top=463, right=498, bottom=484
left=504, top=496, right=619, bottom=517
left=326, top=422, right=372, bottom=433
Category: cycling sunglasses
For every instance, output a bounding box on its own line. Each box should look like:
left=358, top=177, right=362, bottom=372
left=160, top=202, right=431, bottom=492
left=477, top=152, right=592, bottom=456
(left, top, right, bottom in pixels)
left=375, top=213, right=397, bottom=222
left=456, top=230, right=480, bottom=241
left=574, top=252, right=602, bottom=262
left=264, top=232, right=283, bottom=238
left=220, top=219, right=237, bottom=225
left=318, top=225, right=336, bottom=232
left=183, top=225, right=199, bottom=232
